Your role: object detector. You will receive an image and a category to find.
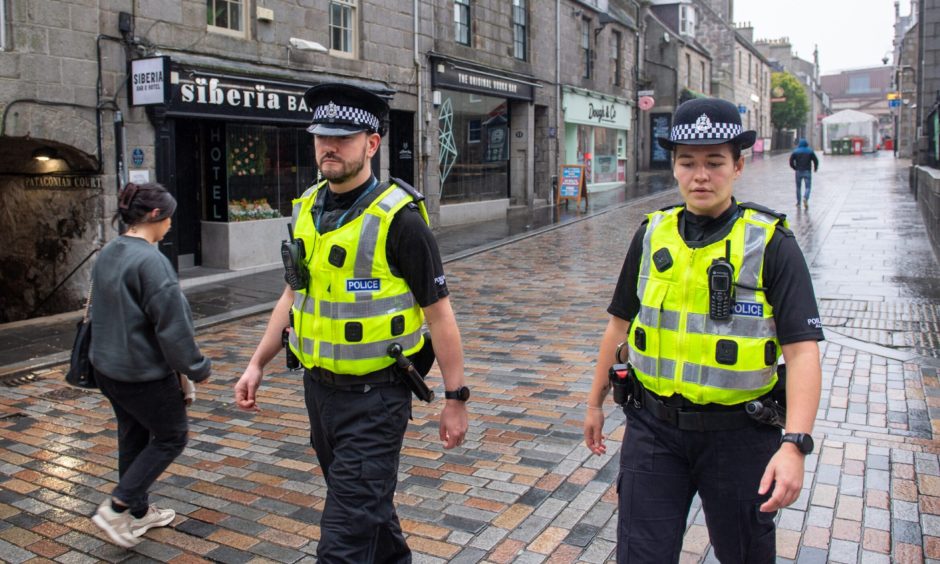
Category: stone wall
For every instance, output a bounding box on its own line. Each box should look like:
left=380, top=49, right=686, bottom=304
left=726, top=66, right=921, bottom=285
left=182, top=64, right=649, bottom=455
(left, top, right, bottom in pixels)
left=0, top=176, right=104, bottom=322
left=913, top=166, right=940, bottom=262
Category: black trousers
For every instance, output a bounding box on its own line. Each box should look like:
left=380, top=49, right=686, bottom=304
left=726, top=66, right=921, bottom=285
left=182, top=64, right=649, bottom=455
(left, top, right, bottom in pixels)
left=303, top=372, right=412, bottom=564
left=96, top=371, right=188, bottom=513
left=617, top=404, right=781, bottom=563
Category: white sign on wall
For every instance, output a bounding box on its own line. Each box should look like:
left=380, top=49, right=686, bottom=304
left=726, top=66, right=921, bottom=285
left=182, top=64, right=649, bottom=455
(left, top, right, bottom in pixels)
left=129, top=57, right=170, bottom=106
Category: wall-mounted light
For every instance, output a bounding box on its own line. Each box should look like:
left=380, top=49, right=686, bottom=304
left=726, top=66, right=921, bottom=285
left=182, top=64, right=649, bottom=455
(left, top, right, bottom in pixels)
left=432, top=90, right=442, bottom=106
left=32, top=147, right=56, bottom=161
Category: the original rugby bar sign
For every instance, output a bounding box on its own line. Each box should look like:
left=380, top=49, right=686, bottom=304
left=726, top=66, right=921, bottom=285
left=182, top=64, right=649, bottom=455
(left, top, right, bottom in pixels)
left=128, top=57, right=170, bottom=106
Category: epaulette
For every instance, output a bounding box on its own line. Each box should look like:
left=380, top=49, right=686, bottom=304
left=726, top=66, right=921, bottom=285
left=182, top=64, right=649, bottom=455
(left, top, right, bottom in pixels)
left=739, top=202, right=794, bottom=237
left=390, top=177, right=425, bottom=203
left=738, top=201, right=786, bottom=221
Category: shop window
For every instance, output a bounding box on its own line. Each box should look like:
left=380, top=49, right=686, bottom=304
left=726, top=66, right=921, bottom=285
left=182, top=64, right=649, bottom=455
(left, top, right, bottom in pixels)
left=207, top=0, right=246, bottom=37
left=512, top=0, right=527, bottom=60
left=438, top=91, right=509, bottom=204
left=592, top=127, right=618, bottom=183
left=330, top=0, right=357, bottom=57
left=455, top=0, right=471, bottom=46
left=226, top=125, right=316, bottom=221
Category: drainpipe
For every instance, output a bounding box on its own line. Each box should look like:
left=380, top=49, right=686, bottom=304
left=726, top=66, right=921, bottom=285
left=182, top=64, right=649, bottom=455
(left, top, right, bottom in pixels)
left=413, top=0, right=424, bottom=196
left=553, top=0, right=560, bottom=206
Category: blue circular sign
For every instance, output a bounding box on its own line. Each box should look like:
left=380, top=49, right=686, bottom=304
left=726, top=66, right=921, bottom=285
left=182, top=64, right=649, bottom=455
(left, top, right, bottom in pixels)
left=132, top=148, right=145, bottom=167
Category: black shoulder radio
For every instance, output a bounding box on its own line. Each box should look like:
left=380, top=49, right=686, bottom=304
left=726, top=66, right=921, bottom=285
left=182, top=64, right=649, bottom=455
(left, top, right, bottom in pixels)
left=707, top=240, right=734, bottom=320
left=281, top=224, right=309, bottom=291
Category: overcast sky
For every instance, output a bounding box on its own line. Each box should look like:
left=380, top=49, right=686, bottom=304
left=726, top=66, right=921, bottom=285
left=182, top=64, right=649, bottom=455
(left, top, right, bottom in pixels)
left=733, top=0, right=903, bottom=75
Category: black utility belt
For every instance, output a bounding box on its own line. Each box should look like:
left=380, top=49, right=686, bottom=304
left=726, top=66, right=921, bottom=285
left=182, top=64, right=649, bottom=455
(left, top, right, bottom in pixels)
left=635, top=387, right=755, bottom=432
left=305, top=367, right=401, bottom=391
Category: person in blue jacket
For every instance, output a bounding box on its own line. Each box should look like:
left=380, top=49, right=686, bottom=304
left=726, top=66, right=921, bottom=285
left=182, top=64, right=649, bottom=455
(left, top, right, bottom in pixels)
left=789, top=139, right=819, bottom=209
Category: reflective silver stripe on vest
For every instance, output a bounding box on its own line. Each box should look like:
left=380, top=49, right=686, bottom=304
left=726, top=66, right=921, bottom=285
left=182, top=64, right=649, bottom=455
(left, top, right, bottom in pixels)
left=736, top=222, right=768, bottom=303
left=289, top=326, right=300, bottom=350
left=377, top=187, right=409, bottom=213
left=685, top=312, right=776, bottom=338
left=320, top=293, right=416, bottom=319
left=637, top=213, right=667, bottom=301
left=318, top=329, right=422, bottom=361
left=354, top=214, right=381, bottom=280
left=294, top=284, right=416, bottom=318
left=628, top=348, right=676, bottom=379
left=681, top=362, right=774, bottom=391
left=636, top=304, right=679, bottom=331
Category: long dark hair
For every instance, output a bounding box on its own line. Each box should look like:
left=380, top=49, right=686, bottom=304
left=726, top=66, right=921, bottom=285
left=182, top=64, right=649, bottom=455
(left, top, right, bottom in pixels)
left=113, top=182, right=177, bottom=227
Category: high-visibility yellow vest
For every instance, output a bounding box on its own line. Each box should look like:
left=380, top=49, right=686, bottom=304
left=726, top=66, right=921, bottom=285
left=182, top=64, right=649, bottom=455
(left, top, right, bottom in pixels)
left=287, top=180, right=428, bottom=375
left=628, top=205, right=785, bottom=405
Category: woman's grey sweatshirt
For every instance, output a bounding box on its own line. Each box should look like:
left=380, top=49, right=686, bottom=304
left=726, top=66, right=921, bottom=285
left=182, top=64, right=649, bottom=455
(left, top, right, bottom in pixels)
left=90, top=236, right=211, bottom=383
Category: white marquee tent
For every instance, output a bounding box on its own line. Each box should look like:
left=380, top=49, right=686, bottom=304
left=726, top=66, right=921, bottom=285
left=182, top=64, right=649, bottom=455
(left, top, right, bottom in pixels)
left=822, top=110, right=879, bottom=154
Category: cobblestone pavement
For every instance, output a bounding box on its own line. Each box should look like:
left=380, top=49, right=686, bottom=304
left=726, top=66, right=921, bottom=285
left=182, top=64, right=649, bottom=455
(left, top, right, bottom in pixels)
left=2, top=152, right=939, bottom=563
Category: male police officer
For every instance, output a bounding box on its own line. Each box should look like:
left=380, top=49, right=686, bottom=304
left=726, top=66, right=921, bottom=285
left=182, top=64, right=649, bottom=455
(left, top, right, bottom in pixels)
left=235, top=83, right=469, bottom=563
left=583, top=98, right=823, bottom=563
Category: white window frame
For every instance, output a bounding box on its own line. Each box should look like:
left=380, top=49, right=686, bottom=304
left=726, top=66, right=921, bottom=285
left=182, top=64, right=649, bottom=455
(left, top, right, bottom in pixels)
left=679, top=4, right=695, bottom=37
left=207, top=0, right=248, bottom=39
left=0, top=0, right=7, bottom=51
left=512, top=0, right=527, bottom=60
left=455, top=0, right=471, bottom=46
left=329, top=0, right=358, bottom=58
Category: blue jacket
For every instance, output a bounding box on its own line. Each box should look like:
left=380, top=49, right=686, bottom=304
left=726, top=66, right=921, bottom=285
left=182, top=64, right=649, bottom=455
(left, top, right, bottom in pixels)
left=789, top=139, right=819, bottom=172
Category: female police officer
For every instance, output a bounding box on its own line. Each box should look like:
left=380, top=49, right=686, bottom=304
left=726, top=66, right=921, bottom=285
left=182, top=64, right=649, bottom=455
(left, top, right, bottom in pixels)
left=583, top=97, right=823, bottom=563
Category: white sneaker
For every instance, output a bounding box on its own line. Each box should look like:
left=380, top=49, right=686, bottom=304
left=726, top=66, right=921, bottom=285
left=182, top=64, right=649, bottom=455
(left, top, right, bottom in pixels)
left=130, top=505, right=176, bottom=537
left=91, top=501, right=140, bottom=548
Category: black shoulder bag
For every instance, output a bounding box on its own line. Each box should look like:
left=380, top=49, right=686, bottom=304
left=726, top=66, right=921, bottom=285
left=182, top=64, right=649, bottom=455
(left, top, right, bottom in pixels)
left=65, top=281, right=98, bottom=389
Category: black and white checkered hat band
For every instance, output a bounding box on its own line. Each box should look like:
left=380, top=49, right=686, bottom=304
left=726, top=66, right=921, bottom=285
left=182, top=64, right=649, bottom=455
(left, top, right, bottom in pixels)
left=670, top=122, right=742, bottom=142
left=312, top=103, right=380, bottom=131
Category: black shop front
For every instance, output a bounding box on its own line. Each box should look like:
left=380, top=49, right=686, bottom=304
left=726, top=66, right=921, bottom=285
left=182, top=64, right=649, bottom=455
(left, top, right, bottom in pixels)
left=147, top=67, right=409, bottom=272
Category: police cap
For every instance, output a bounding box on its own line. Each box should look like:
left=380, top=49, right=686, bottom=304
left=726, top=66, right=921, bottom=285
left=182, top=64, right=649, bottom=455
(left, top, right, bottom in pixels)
left=304, top=83, right=389, bottom=137
left=657, top=97, right=757, bottom=151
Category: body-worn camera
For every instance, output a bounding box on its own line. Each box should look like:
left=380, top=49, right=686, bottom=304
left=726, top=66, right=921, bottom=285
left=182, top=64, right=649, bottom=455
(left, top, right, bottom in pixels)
left=281, top=224, right=309, bottom=291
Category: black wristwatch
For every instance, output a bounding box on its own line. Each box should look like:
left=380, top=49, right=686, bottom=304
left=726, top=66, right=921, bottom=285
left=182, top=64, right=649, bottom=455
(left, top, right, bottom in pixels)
left=444, top=386, right=470, bottom=402
left=781, top=433, right=814, bottom=455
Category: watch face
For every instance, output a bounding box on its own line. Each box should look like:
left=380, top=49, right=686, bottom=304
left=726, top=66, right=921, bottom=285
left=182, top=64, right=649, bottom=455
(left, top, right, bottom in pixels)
left=800, top=434, right=814, bottom=454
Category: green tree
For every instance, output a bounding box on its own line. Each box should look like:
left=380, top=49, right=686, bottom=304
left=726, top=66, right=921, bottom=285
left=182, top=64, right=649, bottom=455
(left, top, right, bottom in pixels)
left=770, top=72, right=809, bottom=131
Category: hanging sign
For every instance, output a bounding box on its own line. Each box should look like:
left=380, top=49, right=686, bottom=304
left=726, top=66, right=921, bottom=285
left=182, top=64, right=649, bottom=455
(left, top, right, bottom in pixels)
left=128, top=57, right=170, bottom=106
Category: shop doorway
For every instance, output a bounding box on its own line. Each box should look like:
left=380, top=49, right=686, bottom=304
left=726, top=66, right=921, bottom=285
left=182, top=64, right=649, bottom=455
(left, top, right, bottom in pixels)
left=174, top=120, right=203, bottom=268
left=388, top=111, right=415, bottom=185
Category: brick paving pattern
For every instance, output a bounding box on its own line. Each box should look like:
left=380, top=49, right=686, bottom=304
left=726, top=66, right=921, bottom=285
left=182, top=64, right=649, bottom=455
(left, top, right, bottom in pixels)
left=1, top=152, right=939, bottom=562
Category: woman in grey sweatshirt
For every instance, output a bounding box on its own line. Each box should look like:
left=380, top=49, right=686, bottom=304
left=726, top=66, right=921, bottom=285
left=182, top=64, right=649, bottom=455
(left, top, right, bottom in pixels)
left=89, top=182, right=211, bottom=549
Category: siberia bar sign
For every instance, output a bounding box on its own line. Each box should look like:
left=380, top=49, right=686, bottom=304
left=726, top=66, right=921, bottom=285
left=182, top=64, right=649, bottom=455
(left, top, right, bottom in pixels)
left=129, top=57, right=170, bottom=106
left=167, top=71, right=316, bottom=124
